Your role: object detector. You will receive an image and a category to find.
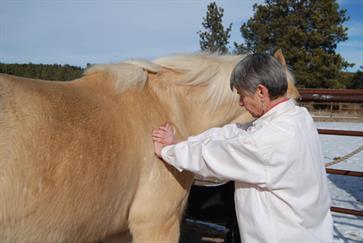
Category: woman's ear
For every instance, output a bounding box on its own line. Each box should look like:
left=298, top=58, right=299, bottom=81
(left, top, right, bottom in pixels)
left=257, top=84, right=269, bottom=99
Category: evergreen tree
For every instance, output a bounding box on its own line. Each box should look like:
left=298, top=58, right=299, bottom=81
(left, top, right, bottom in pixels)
left=347, top=68, right=363, bottom=89
left=198, top=2, right=232, bottom=54
left=236, top=0, right=353, bottom=88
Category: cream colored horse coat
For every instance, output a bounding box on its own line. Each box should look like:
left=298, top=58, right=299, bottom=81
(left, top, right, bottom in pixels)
left=0, top=52, right=299, bottom=243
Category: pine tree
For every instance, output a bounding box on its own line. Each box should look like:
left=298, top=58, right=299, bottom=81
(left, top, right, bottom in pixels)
left=198, top=2, right=232, bottom=54
left=347, top=68, right=363, bottom=89
left=236, top=0, right=353, bottom=88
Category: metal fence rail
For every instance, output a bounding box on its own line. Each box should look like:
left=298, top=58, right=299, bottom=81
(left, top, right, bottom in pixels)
left=318, top=128, right=363, bottom=217
left=330, top=207, right=363, bottom=217
left=298, top=89, right=363, bottom=122
left=318, top=129, right=363, bottom=137
left=299, top=89, right=363, bottom=103
left=326, top=168, right=363, bottom=177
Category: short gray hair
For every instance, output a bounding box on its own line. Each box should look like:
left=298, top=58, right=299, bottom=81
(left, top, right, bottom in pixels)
left=230, top=53, right=287, bottom=99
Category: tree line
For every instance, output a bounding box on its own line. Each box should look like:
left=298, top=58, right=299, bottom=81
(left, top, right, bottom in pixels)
left=198, top=0, right=362, bottom=89
left=0, top=63, right=84, bottom=81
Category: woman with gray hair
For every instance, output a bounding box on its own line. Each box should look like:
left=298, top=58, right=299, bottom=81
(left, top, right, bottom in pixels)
left=152, top=53, right=333, bottom=242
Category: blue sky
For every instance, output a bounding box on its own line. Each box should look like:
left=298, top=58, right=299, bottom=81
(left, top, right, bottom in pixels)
left=0, top=0, right=362, bottom=72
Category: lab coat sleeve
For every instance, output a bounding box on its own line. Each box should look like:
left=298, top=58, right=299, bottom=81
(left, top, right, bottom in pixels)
left=187, top=122, right=252, bottom=142
left=161, top=131, right=268, bottom=186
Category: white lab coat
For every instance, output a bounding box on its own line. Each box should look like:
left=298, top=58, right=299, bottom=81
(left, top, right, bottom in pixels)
left=161, top=99, right=333, bottom=243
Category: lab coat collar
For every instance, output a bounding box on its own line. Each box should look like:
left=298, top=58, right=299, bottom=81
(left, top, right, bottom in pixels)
left=253, top=99, right=296, bottom=126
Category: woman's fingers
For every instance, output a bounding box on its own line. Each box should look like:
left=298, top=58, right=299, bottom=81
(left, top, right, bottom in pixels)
left=151, top=135, right=164, bottom=142
left=152, top=132, right=165, bottom=139
left=159, top=125, right=175, bottom=134
left=153, top=127, right=173, bottom=136
left=152, top=137, right=171, bottom=145
left=152, top=123, right=176, bottom=145
left=157, top=122, right=175, bottom=132
left=159, top=125, right=168, bottom=131
left=152, top=134, right=170, bottom=143
left=152, top=137, right=164, bottom=143
left=160, top=125, right=171, bottom=131
left=152, top=130, right=169, bottom=138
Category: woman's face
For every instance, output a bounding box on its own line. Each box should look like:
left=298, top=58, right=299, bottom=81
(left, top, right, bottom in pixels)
left=237, top=88, right=264, bottom=118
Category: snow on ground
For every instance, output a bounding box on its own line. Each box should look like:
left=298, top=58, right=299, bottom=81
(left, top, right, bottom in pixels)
left=315, top=122, right=363, bottom=243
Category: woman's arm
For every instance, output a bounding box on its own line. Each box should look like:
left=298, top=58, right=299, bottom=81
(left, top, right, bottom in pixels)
left=152, top=123, right=267, bottom=185
left=160, top=132, right=267, bottom=186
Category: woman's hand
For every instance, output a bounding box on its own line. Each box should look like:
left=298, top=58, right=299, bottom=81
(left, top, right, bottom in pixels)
left=153, top=139, right=164, bottom=158
left=152, top=123, right=176, bottom=158
left=152, top=123, right=176, bottom=145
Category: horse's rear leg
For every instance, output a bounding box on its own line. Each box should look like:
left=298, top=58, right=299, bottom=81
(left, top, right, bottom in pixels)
left=128, top=183, right=188, bottom=243
left=101, top=231, right=132, bottom=243
left=130, top=214, right=181, bottom=243
left=128, top=162, right=193, bottom=243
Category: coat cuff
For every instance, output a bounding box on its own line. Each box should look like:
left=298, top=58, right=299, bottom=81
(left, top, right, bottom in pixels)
left=161, top=145, right=184, bottom=172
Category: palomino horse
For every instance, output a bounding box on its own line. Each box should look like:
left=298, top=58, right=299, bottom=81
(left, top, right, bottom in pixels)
left=0, top=51, right=299, bottom=243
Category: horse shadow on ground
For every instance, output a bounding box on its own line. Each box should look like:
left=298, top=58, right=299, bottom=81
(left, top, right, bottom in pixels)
left=327, top=174, right=363, bottom=243
left=327, top=174, right=363, bottom=206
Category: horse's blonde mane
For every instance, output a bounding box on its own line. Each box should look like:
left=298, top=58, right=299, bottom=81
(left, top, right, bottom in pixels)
left=84, top=60, right=161, bottom=92
left=153, top=53, right=243, bottom=85
left=154, top=53, right=246, bottom=109
left=84, top=53, right=297, bottom=110
left=85, top=53, right=246, bottom=109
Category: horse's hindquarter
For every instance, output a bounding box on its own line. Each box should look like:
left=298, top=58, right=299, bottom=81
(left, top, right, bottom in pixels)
left=0, top=74, right=138, bottom=242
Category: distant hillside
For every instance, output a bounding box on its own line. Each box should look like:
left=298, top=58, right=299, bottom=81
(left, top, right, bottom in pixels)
left=0, top=63, right=84, bottom=81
